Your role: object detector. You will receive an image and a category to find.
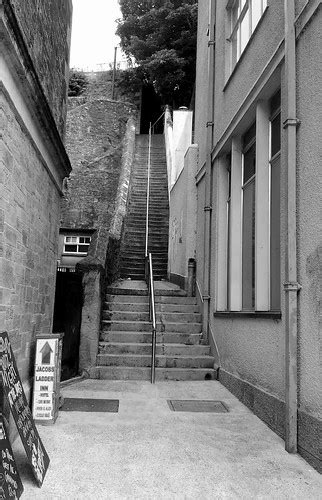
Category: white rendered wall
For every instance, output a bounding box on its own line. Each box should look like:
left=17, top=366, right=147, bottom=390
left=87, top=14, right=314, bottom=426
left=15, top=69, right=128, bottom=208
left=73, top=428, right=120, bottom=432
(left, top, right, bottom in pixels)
left=172, top=108, right=193, bottom=188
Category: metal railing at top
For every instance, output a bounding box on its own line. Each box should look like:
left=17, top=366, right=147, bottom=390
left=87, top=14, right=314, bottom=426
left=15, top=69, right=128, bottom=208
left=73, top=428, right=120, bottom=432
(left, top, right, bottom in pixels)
left=144, top=111, right=166, bottom=258
left=146, top=253, right=157, bottom=384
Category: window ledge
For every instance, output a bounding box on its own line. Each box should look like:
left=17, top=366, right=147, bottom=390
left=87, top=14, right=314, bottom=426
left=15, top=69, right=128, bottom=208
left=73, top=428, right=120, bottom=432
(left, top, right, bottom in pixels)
left=62, top=252, right=88, bottom=256
left=213, top=310, right=281, bottom=320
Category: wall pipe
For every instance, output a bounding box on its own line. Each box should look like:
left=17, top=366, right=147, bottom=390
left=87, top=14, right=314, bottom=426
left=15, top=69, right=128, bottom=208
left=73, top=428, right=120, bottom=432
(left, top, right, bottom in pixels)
left=202, top=0, right=216, bottom=341
left=283, top=0, right=301, bottom=453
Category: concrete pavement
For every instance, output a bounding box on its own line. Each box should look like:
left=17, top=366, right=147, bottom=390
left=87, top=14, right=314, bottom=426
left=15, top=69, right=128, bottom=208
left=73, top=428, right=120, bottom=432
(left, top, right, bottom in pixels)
left=13, top=380, right=321, bottom=499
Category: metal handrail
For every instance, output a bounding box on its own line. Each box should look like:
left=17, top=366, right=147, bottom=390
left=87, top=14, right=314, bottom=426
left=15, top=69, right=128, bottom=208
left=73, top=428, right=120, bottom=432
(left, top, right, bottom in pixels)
left=146, top=253, right=157, bottom=384
left=144, top=111, right=167, bottom=383
left=145, top=111, right=166, bottom=257
left=151, top=110, right=166, bottom=135
left=145, top=124, right=152, bottom=258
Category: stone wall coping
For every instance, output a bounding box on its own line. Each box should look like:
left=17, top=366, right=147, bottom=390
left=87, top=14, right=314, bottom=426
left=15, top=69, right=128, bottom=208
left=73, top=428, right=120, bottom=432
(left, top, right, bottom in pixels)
left=75, top=257, right=104, bottom=274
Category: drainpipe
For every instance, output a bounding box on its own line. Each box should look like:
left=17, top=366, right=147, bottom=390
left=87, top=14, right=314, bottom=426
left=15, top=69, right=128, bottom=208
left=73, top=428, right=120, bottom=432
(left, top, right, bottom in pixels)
left=202, top=0, right=216, bottom=341
left=283, top=0, right=301, bottom=453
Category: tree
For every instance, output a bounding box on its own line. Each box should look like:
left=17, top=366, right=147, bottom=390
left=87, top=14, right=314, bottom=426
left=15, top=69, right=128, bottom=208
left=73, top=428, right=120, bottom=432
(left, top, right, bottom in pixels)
left=117, top=0, right=198, bottom=107
left=68, top=70, right=89, bottom=97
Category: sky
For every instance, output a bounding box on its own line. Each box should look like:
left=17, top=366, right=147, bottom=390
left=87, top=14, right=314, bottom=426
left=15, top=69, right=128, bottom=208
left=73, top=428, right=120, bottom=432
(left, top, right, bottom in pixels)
left=69, top=0, right=124, bottom=71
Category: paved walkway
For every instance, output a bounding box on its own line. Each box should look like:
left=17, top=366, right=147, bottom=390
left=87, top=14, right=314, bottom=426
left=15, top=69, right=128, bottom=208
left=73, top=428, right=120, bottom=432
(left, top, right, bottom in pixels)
left=14, top=380, right=321, bottom=499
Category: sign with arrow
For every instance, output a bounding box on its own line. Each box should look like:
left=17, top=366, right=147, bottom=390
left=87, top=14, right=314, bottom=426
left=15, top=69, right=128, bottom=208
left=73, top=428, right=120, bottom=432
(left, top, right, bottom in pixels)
left=32, top=334, right=63, bottom=424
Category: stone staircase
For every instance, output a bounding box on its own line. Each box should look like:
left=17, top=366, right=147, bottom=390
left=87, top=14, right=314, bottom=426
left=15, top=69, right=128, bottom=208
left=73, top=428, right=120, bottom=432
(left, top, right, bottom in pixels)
left=95, top=281, right=216, bottom=381
left=93, top=133, right=215, bottom=381
left=120, top=134, right=169, bottom=280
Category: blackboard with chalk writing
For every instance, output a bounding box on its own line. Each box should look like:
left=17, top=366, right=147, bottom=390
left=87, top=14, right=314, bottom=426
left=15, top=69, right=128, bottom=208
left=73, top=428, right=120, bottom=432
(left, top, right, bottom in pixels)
left=0, top=332, right=50, bottom=487
left=0, top=415, right=23, bottom=499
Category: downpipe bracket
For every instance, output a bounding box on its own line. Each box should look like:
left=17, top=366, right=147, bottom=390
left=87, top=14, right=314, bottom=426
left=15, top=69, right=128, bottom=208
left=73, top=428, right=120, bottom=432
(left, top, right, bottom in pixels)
left=283, top=117, right=301, bottom=128
left=283, top=281, right=302, bottom=292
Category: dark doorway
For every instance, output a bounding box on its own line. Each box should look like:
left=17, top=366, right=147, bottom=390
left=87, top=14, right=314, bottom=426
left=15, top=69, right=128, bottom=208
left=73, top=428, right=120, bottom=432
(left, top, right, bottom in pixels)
left=140, top=84, right=163, bottom=134
left=53, top=271, right=83, bottom=381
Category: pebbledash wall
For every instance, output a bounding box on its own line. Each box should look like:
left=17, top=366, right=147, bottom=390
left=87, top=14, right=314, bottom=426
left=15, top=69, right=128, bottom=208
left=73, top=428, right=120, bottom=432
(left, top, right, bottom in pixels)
left=168, top=0, right=321, bottom=471
left=0, top=0, right=72, bottom=413
left=62, top=98, right=136, bottom=233
left=60, top=88, right=137, bottom=372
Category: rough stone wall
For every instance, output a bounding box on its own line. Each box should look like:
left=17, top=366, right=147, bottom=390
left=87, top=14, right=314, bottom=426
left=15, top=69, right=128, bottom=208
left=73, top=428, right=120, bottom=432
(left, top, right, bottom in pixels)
left=62, top=99, right=136, bottom=231
left=8, top=0, right=72, bottom=137
left=0, top=93, right=61, bottom=382
left=69, top=71, right=141, bottom=112
left=82, top=72, right=114, bottom=101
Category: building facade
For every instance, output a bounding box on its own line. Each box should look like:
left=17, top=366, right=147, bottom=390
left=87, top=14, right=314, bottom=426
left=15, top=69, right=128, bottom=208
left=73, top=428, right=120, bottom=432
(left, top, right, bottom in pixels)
left=169, top=0, right=321, bottom=470
left=0, top=0, right=72, bottom=407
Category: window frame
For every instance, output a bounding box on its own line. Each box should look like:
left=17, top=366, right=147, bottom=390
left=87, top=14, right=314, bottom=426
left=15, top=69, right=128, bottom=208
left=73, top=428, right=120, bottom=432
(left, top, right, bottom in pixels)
left=216, top=92, right=281, bottom=316
left=63, top=235, right=91, bottom=255
left=227, top=0, right=268, bottom=71
left=241, top=123, right=256, bottom=310
left=269, top=90, right=281, bottom=310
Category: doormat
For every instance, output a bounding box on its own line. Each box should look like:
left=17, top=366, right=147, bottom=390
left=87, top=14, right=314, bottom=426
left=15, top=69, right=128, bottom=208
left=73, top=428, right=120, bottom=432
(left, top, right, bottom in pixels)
left=167, top=400, right=228, bottom=413
left=61, top=398, right=119, bottom=413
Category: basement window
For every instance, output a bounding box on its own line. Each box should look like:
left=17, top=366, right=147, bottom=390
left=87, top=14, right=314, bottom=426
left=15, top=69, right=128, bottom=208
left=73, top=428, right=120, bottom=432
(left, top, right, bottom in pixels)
left=63, top=235, right=91, bottom=255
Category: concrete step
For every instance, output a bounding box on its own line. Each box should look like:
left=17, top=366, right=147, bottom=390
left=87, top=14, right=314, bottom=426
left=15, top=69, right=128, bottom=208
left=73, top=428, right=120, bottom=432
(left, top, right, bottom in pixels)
left=119, top=270, right=167, bottom=277
left=100, top=331, right=202, bottom=344
left=99, top=342, right=210, bottom=356
left=127, top=211, right=168, bottom=217
left=123, top=228, right=169, bottom=235
left=122, top=241, right=168, bottom=247
left=119, top=252, right=168, bottom=260
left=128, top=201, right=168, bottom=207
left=93, top=366, right=216, bottom=381
left=125, top=227, right=169, bottom=234
left=121, top=250, right=167, bottom=257
left=120, top=254, right=167, bottom=262
left=120, top=260, right=167, bottom=268
left=121, top=253, right=168, bottom=262
left=130, top=188, right=168, bottom=193
left=122, top=233, right=169, bottom=241
left=126, top=212, right=169, bottom=219
left=131, top=176, right=167, bottom=181
left=120, top=269, right=167, bottom=278
left=106, top=288, right=186, bottom=297
left=130, top=186, right=168, bottom=191
left=130, top=188, right=166, bottom=194
left=120, top=274, right=167, bottom=281
left=119, top=274, right=167, bottom=281
left=97, top=354, right=214, bottom=369
left=119, top=266, right=145, bottom=274
left=103, top=302, right=200, bottom=313
left=105, top=294, right=194, bottom=303
left=101, top=320, right=202, bottom=333
left=122, top=242, right=168, bottom=249
left=102, top=310, right=202, bottom=323
left=120, top=274, right=146, bottom=280
left=125, top=226, right=169, bottom=232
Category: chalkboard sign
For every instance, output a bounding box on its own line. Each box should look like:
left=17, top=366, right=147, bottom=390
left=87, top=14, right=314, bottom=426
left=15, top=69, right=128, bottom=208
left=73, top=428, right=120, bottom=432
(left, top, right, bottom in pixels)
left=0, top=415, right=23, bottom=499
left=0, top=332, right=50, bottom=487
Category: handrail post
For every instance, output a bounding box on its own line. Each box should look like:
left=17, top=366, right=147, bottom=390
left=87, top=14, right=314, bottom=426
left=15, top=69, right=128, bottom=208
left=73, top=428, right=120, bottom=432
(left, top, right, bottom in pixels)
left=147, top=253, right=157, bottom=384
left=151, top=327, right=156, bottom=384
